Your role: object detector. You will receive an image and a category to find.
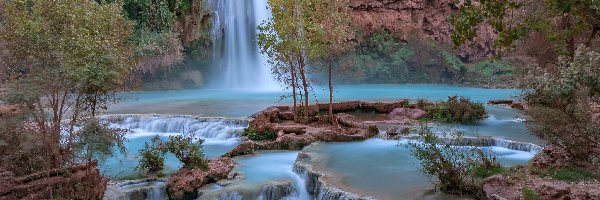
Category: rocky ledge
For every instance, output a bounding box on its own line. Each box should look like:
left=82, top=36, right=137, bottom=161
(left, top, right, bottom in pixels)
left=484, top=174, right=600, bottom=200
left=198, top=180, right=298, bottom=200
left=224, top=100, right=427, bottom=157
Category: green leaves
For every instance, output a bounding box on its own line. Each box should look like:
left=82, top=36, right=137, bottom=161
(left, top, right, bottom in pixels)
left=137, top=133, right=208, bottom=175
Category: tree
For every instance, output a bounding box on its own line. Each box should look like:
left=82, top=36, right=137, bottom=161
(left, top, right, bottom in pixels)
left=409, top=126, right=501, bottom=198
left=258, top=0, right=311, bottom=120
left=1, top=0, right=135, bottom=167
left=302, top=0, right=355, bottom=117
left=521, top=45, right=600, bottom=164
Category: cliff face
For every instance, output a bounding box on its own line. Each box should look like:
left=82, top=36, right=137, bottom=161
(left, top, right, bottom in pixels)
left=349, top=0, right=495, bottom=60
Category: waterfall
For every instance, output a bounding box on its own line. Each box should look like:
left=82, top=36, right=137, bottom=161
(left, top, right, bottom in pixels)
left=103, top=114, right=247, bottom=143
left=103, top=179, right=167, bottom=200
left=209, top=0, right=277, bottom=90
left=288, top=170, right=311, bottom=200
left=449, top=137, right=543, bottom=153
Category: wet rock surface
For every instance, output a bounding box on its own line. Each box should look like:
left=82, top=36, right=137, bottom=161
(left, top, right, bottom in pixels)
left=226, top=101, right=416, bottom=156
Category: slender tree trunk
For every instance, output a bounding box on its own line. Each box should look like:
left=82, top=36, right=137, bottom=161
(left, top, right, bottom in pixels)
left=328, top=57, right=333, bottom=117
left=298, top=56, right=309, bottom=118
left=287, top=57, right=298, bottom=122
left=68, top=93, right=82, bottom=160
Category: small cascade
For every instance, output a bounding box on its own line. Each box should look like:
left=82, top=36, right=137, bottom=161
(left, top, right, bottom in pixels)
left=292, top=153, right=374, bottom=200
left=104, top=115, right=248, bottom=141
left=103, top=179, right=167, bottom=200
left=257, top=181, right=298, bottom=200
left=451, top=137, right=543, bottom=153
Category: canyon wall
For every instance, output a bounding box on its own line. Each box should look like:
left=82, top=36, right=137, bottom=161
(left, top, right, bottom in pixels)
left=349, top=0, right=496, bottom=60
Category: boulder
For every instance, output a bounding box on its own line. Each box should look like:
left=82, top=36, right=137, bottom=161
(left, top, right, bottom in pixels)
left=207, top=157, right=235, bottom=180
left=278, top=111, right=295, bottom=120
left=389, top=108, right=426, bottom=120
left=225, top=141, right=259, bottom=157
left=166, top=169, right=207, bottom=199
left=361, top=101, right=406, bottom=113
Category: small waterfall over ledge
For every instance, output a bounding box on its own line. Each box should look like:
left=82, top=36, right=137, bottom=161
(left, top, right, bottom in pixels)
left=209, top=0, right=277, bottom=90
left=103, top=179, right=167, bottom=200
left=103, top=114, right=248, bottom=142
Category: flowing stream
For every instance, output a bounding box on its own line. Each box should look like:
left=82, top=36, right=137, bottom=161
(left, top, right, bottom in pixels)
left=101, top=0, right=540, bottom=198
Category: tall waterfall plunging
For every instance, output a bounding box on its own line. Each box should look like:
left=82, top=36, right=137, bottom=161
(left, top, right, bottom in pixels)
left=210, top=0, right=278, bottom=91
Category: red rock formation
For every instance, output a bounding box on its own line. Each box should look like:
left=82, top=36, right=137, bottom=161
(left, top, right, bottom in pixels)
left=174, top=0, right=211, bottom=48
left=0, top=161, right=107, bottom=200
left=349, top=0, right=496, bottom=59
left=389, top=107, right=427, bottom=120
left=483, top=174, right=600, bottom=200
left=227, top=101, right=414, bottom=157
left=166, top=157, right=236, bottom=199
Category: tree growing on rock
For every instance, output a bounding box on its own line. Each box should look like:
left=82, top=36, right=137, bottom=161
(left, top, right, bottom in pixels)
left=302, top=0, right=356, bottom=117
left=137, top=135, right=167, bottom=175
left=409, top=126, right=502, bottom=198
left=258, top=0, right=312, bottom=121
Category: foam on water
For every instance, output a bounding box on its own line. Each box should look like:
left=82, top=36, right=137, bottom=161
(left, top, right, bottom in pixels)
left=99, top=115, right=246, bottom=178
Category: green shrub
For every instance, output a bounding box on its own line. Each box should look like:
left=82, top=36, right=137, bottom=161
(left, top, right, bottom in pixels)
left=409, top=126, right=501, bottom=198
left=522, top=46, right=600, bottom=164
left=137, top=133, right=209, bottom=174
left=522, top=187, right=539, bottom=200
left=137, top=135, right=166, bottom=174
left=244, top=128, right=277, bottom=141
left=541, top=166, right=599, bottom=182
left=424, top=96, right=486, bottom=123
left=164, top=135, right=209, bottom=170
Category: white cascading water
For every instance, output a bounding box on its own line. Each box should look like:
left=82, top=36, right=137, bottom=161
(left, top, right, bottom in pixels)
left=105, top=115, right=247, bottom=143
left=288, top=170, right=310, bottom=200
left=209, top=0, right=278, bottom=91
